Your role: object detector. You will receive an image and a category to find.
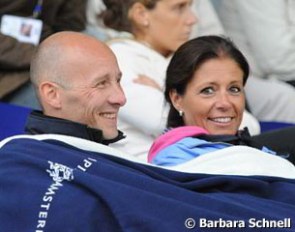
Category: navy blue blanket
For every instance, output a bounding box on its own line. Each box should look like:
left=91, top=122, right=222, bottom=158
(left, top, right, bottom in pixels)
left=0, top=138, right=295, bottom=231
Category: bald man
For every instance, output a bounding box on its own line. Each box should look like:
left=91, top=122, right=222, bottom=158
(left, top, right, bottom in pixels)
left=26, top=31, right=126, bottom=143
left=0, top=31, right=132, bottom=231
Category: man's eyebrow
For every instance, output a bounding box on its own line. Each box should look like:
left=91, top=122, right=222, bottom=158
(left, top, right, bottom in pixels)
left=92, top=74, right=108, bottom=82
left=91, top=72, right=122, bottom=84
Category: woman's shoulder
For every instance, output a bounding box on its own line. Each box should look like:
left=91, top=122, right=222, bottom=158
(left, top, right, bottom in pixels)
left=107, top=37, right=165, bottom=60
left=107, top=38, right=145, bottom=51
left=148, top=126, right=209, bottom=163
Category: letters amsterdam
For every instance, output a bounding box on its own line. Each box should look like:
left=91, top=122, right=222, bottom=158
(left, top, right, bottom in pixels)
left=35, top=158, right=97, bottom=232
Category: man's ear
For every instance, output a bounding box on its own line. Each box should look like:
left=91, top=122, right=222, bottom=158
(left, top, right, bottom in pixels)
left=128, top=2, right=150, bottom=28
left=39, top=81, right=62, bottom=109
left=169, top=89, right=183, bottom=111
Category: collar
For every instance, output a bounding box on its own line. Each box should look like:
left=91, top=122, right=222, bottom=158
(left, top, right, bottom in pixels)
left=25, top=111, right=125, bottom=145
left=196, top=128, right=253, bottom=146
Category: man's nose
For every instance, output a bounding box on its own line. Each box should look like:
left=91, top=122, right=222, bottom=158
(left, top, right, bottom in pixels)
left=109, top=83, right=126, bottom=106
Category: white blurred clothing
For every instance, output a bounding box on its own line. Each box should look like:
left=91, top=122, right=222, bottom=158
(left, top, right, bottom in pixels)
left=217, top=0, right=295, bottom=82
left=108, top=39, right=168, bottom=161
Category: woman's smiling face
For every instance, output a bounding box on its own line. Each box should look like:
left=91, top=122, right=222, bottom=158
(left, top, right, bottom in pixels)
left=170, top=57, right=245, bottom=135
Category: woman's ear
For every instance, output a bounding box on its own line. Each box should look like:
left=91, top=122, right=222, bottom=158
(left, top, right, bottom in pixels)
left=169, top=89, right=183, bottom=111
left=128, top=2, right=150, bottom=28
left=39, top=81, right=62, bottom=109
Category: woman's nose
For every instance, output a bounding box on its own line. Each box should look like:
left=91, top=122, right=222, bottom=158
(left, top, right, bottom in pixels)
left=215, top=93, right=232, bottom=110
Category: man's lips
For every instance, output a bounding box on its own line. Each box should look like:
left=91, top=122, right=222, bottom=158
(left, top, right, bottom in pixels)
left=99, top=112, right=117, bottom=120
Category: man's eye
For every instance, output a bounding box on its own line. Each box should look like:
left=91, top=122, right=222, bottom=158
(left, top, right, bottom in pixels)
left=200, top=87, right=214, bottom=95
left=176, top=3, right=186, bottom=12
left=95, top=80, right=107, bottom=88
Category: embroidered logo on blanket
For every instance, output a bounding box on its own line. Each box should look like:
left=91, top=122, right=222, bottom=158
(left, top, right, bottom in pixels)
left=47, top=161, right=74, bottom=182
left=36, top=158, right=98, bottom=231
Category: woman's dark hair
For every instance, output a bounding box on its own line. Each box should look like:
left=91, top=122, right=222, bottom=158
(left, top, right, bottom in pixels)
left=102, top=0, right=159, bottom=32
left=165, top=35, right=250, bottom=128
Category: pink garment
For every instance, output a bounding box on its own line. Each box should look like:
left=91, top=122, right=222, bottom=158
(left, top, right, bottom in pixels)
left=148, top=126, right=208, bottom=162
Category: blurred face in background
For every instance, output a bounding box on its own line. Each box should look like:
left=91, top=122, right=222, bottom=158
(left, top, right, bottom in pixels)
left=170, top=57, right=245, bottom=135
left=133, top=0, right=197, bottom=57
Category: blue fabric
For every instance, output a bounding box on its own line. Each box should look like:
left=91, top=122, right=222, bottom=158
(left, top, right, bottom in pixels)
left=152, top=137, right=231, bottom=166
left=1, top=138, right=295, bottom=231
left=0, top=102, right=31, bottom=140
left=260, top=121, right=295, bottom=133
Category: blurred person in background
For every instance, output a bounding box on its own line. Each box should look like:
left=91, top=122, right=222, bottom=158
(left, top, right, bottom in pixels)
left=0, top=0, right=86, bottom=109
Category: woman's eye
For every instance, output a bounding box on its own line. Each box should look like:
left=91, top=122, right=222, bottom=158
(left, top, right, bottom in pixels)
left=200, top=87, right=214, bottom=95
left=229, top=86, right=242, bottom=94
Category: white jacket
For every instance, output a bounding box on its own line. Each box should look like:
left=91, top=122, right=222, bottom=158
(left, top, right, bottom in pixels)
left=109, top=39, right=170, bottom=160
left=217, top=0, right=295, bottom=81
